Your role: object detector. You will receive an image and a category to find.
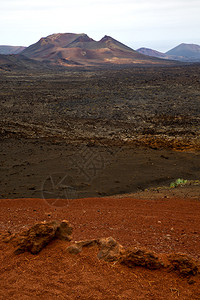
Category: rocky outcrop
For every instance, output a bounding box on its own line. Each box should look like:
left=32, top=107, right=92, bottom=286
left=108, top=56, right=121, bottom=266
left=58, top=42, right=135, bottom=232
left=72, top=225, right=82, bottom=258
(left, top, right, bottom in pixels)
left=119, top=248, right=163, bottom=270
left=67, top=238, right=199, bottom=277
left=168, top=253, right=199, bottom=277
left=11, top=220, right=73, bottom=254
left=67, top=237, right=124, bottom=262
left=67, top=239, right=98, bottom=254
left=2, top=221, right=199, bottom=279
left=120, top=249, right=163, bottom=270
left=97, top=237, right=125, bottom=262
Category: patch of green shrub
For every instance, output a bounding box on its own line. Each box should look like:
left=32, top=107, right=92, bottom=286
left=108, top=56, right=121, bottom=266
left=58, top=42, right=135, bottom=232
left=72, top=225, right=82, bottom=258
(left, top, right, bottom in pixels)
left=170, top=178, right=188, bottom=188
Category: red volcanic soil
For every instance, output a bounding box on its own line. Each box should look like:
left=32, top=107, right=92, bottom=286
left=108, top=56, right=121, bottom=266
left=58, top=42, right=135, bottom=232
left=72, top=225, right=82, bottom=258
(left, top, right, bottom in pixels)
left=0, top=187, right=200, bottom=299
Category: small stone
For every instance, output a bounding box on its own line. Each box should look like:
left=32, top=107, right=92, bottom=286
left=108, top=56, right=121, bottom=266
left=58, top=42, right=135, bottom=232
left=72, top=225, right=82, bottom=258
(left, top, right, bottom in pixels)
left=67, top=245, right=82, bottom=255
left=165, top=234, right=171, bottom=240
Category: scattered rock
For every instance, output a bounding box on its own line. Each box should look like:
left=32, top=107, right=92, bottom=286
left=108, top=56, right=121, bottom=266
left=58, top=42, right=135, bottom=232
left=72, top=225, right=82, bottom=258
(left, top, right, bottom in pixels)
left=67, top=244, right=82, bottom=255
left=55, top=220, right=73, bottom=240
left=119, top=248, right=163, bottom=270
left=66, top=239, right=98, bottom=255
left=12, top=220, right=73, bottom=254
left=66, top=237, right=124, bottom=262
left=75, top=239, right=98, bottom=248
left=97, top=237, right=124, bottom=262
left=168, top=253, right=199, bottom=277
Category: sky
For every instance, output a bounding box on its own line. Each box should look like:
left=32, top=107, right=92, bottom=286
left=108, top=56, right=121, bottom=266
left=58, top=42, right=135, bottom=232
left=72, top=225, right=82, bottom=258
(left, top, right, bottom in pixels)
left=0, top=0, right=200, bottom=52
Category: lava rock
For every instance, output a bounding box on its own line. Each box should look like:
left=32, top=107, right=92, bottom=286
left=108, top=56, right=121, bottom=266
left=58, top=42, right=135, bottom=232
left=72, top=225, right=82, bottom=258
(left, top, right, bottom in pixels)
left=13, top=220, right=73, bottom=254
left=119, top=248, right=163, bottom=270
left=168, top=253, right=199, bottom=277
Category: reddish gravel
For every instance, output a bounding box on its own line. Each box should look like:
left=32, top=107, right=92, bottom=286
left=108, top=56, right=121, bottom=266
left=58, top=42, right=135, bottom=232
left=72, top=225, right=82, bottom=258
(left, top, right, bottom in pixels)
left=0, top=189, right=200, bottom=299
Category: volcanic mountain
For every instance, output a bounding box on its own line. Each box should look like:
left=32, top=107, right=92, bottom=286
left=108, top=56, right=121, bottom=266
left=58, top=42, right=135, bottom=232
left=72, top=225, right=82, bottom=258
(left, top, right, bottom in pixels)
left=21, top=33, right=173, bottom=66
left=137, top=44, right=200, bottom=62
left=0, top=46, right=26, bottom=55
left=166, top=43, right=200, bottom=60
left=136, top=47, right=184, bottom=61
left=136, top=47, right=169, bottom=59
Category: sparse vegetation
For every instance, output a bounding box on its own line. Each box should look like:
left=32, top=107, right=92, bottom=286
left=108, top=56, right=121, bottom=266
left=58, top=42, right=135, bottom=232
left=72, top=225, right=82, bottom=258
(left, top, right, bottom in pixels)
left=170, top=178, right=188, bottom=188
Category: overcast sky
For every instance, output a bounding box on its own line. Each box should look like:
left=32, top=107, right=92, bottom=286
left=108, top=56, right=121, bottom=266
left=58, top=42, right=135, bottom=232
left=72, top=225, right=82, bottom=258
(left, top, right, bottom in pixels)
left=0, top=0, right=199, bottom=52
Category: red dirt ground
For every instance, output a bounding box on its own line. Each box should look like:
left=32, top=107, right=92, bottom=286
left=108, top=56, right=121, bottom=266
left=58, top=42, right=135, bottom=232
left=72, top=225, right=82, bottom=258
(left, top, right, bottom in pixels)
left=0, top=188, right=200, bottom=299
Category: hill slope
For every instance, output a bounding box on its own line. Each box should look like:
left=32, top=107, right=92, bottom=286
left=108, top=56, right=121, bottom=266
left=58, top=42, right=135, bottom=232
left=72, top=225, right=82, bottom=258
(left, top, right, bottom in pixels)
left=0, top=54, right=54, bottom=71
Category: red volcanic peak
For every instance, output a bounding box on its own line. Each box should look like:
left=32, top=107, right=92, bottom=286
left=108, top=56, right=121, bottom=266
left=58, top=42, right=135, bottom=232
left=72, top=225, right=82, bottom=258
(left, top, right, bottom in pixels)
left=21, top=32, right=173, bottom=66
